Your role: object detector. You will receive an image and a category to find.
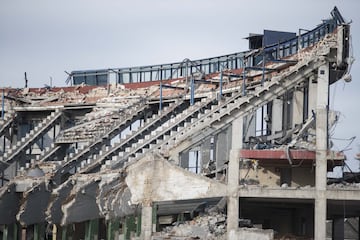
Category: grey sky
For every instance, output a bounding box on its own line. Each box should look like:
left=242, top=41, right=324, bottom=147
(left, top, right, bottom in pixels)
left=0, top=0, right=359, bottom=174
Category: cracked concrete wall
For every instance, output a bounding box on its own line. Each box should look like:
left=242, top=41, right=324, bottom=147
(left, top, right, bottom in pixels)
left=240, top=165, right=280, bottom=187
left=239, top=164, right=315, bottom=187
left=126, top=154, right=227, bottom=204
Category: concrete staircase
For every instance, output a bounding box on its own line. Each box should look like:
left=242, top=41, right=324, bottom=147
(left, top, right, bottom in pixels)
left=0, top=109, right=62, bottom=171
left=159, top=55, right=328, bottom=155
left=54, top=101, right=155, bottom=177
left=80, top=97, right=217, bottom=172
left=0, top=111, right=16, bottom=138
left=96, top=53, right=326, bottom=170
left=78, top=99, right=193, bottom=173
left=55, top=102, right=146, bottom=144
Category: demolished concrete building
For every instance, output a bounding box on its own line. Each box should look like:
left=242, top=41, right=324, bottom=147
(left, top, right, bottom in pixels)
left=0, top=6, right=356, bottom=240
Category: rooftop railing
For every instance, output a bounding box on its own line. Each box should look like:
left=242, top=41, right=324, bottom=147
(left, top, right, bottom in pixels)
left=69, top=7, right=345, bottom=86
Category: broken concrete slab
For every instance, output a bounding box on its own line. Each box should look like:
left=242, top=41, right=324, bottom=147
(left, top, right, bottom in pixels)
left=46, top=178, right=74, bottom=224
left=0, top=182, right=20, bottom=224
left=126, top=154, right=227, bottom=204
left=61, top=176, right=102, bottom=225
left=17, top=181, right=51, bottom=226
left=96, top=172, right=135, bottom=220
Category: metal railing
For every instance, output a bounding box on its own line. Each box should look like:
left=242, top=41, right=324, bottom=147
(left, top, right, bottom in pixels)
left=69, top=7, right=344, bottom=86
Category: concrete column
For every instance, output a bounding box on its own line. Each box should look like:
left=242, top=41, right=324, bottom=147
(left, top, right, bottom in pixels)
left=180, top=150, right=189, bottom=169
left=293, top=89, right=304, bottom=127
left=314, top=62, right=329, bottom=240
left=141, top=203, right=153, bottom=240
left=308, top=76, right=318, bottom=117
left=21, top=228, right=26, bottom=240
left=243, top=113, right=256, bottom=143
left=200, top=138, right=211, bottom=169
left=272, top=98, right=283, bottom=135
left=227, top=117, right=243, bottom=238
left=231, top=117, right=243, bottom=149
left=227, top=149, right=240, bottom=239
left=215, top=126, right=231, bottom=170
left=332, top=217, right=344, bottom=240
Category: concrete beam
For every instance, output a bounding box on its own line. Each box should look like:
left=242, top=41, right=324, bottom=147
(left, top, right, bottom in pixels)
left=239, top=187, right=316, bottom=199
left=326, top=189, right=360, bottom=201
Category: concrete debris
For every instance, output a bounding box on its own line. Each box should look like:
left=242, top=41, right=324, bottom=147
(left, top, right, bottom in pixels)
left=156, top=212, right=227, bottom=240
left=327, top=182, right=360, bottom=189
left=57, top=102, right=142, bottom=142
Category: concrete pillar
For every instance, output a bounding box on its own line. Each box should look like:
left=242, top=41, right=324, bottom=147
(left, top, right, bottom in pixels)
left=231, top=117, right=243, bottom=149
left=180, top=150, right=189, bottom=169
left=308, top=76, right=318, bottom=117
left=332, top=217, right=344, bottom=240
left=314, top=62, right=329, bottom=240
left=243, top=113, right=256, bottom=143
left=216, top=126, right=231, bottom=170
left=52, top=224, right=57, bottom=240
left=272, top=98, right=283, bottom=135
left=141, top=203, right=153, bottom=240
left=21, top=228, right=26, bottom=240
left=200, top=138, right=211, bottom=168
left=293, top=89, right=304, bottom=127
left=226, top=117, right=243, bottom=238
left=227, top=149, right=240, bottom=239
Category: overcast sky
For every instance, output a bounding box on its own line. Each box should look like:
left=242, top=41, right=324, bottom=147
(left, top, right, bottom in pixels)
left=0, top=0, right=359, bottom=175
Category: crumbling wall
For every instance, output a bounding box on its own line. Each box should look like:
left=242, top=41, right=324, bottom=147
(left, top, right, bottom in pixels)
left=239, top=164, right=280, bottom=187
left=126, top=154, right=227, bottom=204
left=240, top=162, right=315, bottom=187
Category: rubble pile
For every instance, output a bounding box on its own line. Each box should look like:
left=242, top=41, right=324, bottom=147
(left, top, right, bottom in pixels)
left=156, top=212, right=227, bottom=240
left=57, top=105, right=140, bottom=143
